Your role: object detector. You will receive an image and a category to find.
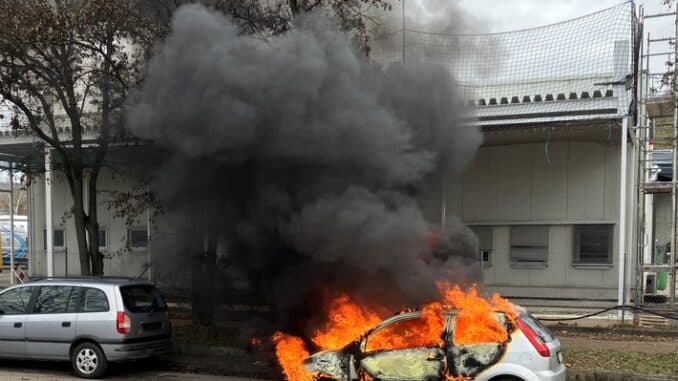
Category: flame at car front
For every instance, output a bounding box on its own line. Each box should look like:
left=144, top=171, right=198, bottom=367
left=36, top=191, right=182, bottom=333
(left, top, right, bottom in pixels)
left=303, top=350, right=351, bottom=380
left=272, top=284, right=519, bottom=381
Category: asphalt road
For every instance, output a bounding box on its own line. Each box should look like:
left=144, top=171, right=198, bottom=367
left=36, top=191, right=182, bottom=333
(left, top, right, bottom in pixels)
left=0, top=360, right=263, bottom=381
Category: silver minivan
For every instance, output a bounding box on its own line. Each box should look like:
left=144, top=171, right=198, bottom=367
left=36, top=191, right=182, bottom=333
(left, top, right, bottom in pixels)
left=0, top=277, right=172, bottom=378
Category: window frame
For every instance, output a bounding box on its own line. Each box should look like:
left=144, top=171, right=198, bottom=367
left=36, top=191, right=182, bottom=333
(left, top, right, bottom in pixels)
left=98, top=228, right=107, bottom=250
left=43, top=228, right=66, bottom=251
left=81, top=287, right=110, bottom=313
left=572, top=224, right=614, bottom=268
left=470, top=226, right=494, bottom=268
left=510, top=225, right=549, bottom=269
left=32, top=286, right=81, bottom=315
left=362, top=314, right=444, bottom=352
left=0, top=286, right=35, bottom=315
left=128, top=227, right=148, bottom=251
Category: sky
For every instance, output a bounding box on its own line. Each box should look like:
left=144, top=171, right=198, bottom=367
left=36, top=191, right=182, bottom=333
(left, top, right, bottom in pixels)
left=454, top=1, right=671, bottom=34
left=407, top=1, right=673, bottom=36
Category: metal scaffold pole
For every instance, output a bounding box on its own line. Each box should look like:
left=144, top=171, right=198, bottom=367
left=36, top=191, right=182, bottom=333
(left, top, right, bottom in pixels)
left=672, top=3, right=678, bottom=304
left=635, top=4, right=678, bottom=311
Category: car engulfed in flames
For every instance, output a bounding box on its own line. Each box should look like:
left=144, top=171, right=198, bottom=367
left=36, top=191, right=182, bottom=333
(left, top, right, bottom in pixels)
left=272, top=284, right=565, bottom=381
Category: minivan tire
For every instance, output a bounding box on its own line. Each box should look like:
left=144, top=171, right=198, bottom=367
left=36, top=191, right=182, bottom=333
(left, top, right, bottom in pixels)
left=72, top=342, right=108, bottom=379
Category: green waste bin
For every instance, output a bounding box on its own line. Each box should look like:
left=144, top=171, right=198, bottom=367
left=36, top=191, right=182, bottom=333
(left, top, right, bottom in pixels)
left=657, top=271, right=669, bottom=291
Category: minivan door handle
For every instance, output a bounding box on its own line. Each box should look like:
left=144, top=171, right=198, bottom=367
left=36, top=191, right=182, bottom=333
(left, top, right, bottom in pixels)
left=61, top=322, right=71, bottom=328
left=13, top=322, right=22, bottom=328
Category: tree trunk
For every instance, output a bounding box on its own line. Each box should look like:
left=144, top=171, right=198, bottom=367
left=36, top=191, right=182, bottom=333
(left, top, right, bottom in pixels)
left=70, top=171, right=92, bottom=276
left=87, top=171, right=104, bottom=275
left=289, top=0, right=300, bottom=14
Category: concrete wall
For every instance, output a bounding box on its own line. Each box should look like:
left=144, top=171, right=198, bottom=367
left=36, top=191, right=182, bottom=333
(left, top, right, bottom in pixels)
left=422, top=140, right=630, bottom=300
left=29, top=169, right=152, bottom=277
left=26, top=134, right=635, bottom=300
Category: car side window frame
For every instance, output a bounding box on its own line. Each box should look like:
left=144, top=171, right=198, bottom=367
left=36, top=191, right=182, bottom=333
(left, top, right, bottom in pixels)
left=361, top=313, right=445, bottom=353
left=80, top=287, right=110, bottom=313
left=32, top=286, right=81, bottom=315
left=0, top=286, right=36, bottom=315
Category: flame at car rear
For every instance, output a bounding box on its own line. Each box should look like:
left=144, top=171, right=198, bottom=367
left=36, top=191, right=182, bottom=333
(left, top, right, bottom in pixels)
left=439, top=282, right=517, bottom=345
left=273, top=285, right=518, bottom=381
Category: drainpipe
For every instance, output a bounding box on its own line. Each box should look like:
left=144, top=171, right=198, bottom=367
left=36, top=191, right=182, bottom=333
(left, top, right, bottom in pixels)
left=146, top=200, right=152, bottom=282
left=45, top=148, right=53, bottom=277
left=618, top=117, right=629, bottom=320
left=9, top=166, right=14, bottom=284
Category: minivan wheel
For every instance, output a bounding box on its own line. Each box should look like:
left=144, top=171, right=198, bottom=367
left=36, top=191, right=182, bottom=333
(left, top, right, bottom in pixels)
left=72, top=342, right=108, bottom=379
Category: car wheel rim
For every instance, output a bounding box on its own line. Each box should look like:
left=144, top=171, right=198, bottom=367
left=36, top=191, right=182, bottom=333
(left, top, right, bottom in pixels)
left=76, top=348, right=98, bottom=374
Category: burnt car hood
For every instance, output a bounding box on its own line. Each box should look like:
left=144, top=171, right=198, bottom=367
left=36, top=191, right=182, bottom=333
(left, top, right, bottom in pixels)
left=304, top=350, right=351, bottom=380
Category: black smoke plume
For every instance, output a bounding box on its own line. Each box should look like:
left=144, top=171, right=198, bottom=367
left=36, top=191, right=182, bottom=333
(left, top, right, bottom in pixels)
left=127, top=4, right=482, bottom=333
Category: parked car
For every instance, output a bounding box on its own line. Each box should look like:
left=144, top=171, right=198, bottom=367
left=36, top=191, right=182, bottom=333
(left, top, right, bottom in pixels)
left=0, top=277, right=172, bottom=379
left=304, top=308, right=565, bottom=381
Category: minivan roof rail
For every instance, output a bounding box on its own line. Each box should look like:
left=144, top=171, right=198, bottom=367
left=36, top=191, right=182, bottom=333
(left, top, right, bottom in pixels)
left=26, top=276, right=139, bottom=282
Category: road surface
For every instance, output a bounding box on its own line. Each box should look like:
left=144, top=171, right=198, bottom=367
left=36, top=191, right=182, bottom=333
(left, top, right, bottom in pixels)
left=0, top=360, right=265, bottom=381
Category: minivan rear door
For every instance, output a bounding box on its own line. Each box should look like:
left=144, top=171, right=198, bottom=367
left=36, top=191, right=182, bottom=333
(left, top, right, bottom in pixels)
left=119, top=285, right=170, bottom=340
left=26, top=286, right=80, bottom=360
left=75, top=287, right=115, bottom=344
left=0, top=286, right=35, bottom=358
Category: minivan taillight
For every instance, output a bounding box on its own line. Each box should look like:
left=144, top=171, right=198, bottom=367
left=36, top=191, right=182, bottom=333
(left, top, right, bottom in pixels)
left=516, top=318, right=550, bottom=357
left=116, top=311, right=132, bottom=334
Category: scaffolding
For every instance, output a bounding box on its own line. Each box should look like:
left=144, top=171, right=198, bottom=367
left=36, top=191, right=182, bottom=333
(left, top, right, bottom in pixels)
left=636, top=5, right=678, bottom=308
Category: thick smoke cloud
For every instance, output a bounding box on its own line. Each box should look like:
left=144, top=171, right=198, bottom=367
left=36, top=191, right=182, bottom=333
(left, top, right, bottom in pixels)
left=127, top=4, right=482, bottom=329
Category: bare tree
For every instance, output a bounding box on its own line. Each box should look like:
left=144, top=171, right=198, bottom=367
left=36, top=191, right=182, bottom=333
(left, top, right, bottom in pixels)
left=0, top=0, right=392, bottom=277
left=152, top=0, right=393, bottom=53
left=0, top=0, right=155, bottom=275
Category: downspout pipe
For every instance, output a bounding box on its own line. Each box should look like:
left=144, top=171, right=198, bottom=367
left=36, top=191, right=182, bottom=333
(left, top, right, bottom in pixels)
left=618, top=117, right=629, bottom=320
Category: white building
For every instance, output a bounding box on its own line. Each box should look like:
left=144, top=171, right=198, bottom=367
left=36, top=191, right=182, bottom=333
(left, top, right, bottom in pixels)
left=0, top=3, right=644, bottom=303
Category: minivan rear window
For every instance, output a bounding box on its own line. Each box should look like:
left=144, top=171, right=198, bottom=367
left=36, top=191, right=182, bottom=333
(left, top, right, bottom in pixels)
left=119, top=285, right=167, bottom=313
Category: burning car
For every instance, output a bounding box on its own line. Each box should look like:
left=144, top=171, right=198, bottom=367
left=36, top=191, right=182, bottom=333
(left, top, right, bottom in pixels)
left=302, top=308, right=565, bottom=381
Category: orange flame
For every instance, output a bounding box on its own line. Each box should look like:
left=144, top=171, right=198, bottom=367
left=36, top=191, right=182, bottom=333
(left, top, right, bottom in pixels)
left=272, top=332, right=312, bottom=381
left=366, top=301, right=445, bottom=351
left=250, top=337, right=262, bottom=346
left=439, top=283, right=510, bottom=345
left=312, top=294, right=383, bottom=350
left=490, top=292, right=519, bottom=324
left=273, top=284, right=519, bottom=381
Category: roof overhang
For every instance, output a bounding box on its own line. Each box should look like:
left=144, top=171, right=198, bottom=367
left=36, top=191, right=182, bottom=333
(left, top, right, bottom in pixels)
left=465, top=90, right=629, bottom=127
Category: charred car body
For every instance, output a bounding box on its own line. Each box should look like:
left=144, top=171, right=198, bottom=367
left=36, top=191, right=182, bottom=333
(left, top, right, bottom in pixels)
left=304, top=309, right=565, bottom=381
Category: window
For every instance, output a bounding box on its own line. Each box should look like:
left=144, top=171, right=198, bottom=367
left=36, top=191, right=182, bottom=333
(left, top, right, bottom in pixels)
left=82, top=288, right=109, bottom=313
left=573, top=224, right=613, bottom=266
left=54, top=229, right=65, bottom=248
left=471, top=226, right=493, bottom=268
left=34, top=286, right=79, bottom=314
left=510, top=226, right=549, bottom=268
left=120, top=285, right=166, bottom=313
left=98, top=229, right=107, bottom=249
left=0, top=287, right=33, bottom=315
left=43, top=229, right=65, bottom=250
left=128, top=228, right=148, bottom=250
left=365, top=315, right=444, bottom=352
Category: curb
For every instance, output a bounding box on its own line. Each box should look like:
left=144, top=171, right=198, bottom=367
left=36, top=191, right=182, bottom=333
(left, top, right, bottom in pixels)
left=568, top=370, right=678, bottom=381
left=174, top=344, right=678, bottom=381
left=546, top=325, right=678, bottom=338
